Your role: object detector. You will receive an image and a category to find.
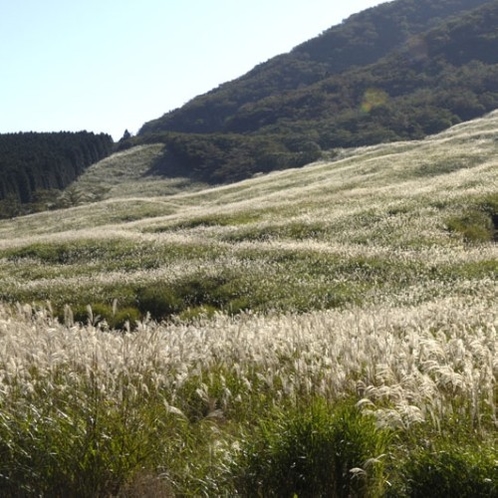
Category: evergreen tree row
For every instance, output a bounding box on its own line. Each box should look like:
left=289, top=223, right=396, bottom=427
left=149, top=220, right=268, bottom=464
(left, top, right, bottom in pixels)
left=0, top=131, right=113, bottom=205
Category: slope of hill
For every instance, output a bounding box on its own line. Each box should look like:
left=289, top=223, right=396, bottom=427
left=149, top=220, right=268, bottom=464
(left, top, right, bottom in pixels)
left=0, top=111, right=496, bottom=308
left=139, top=0, right=491, bottom=135
left=124, top=0, right=498, bottom=185
left=0, top=113, right=495, bottom=495
left=71, top=143, right=208, bottom=200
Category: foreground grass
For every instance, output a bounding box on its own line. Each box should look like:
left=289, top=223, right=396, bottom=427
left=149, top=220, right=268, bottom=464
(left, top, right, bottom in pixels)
left=0, top=297, right=496, bottom=496
left=0, top=112, right=496, bottom=495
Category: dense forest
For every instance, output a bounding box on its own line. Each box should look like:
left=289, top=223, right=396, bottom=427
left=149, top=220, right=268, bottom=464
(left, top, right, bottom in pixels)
left=0, top=131, right=113, bottom=216
left=121, top=0, right=498, bottom=183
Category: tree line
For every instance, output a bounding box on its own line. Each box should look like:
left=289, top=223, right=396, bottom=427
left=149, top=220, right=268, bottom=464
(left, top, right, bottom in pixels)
left=0, top=131, right=113, bottom=216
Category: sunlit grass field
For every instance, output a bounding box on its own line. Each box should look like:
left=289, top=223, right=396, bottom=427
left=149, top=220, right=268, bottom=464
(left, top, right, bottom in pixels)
left=0, top=112, right=496, bottom=496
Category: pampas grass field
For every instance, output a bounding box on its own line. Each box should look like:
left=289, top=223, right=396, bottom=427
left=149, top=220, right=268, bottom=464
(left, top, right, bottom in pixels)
left=0, top=112, right=496, bottom=496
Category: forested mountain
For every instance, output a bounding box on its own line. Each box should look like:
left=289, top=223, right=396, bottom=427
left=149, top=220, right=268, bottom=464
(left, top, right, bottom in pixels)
left=0, top=132, right=112, bottom=213
left=124, top=0, right=498, bottom=183
left=139, top=0, right=491, bottom=136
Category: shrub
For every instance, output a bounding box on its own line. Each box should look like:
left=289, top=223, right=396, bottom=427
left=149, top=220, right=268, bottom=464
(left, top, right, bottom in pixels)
left=389, top=443, right=498, bottom=497
left=0, top=380, right=170, bottom=497
left=446, top=193, right=498, bottom=243
left=233, top=399, right=390, bottom=497
left=135, top=285, right=183, bottom=320
left=446, top=210, right=494, bottom=243
left=109, top=306, right=141, bottom=330
left=72, top=302, right=113, bottom=325
left=479, top=192, right=498, bottom=240
left=135, top=273, right=243, bottom=321
left=178, top=304, right=217, bottom=322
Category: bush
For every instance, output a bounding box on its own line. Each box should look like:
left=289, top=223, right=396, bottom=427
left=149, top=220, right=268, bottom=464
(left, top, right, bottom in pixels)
left=109, top=306, right=141, bottom=330
left=233, top=399, right=390, bottom=497
left=480, top=192, right=498, bottom=241
left=446, top=210, right=494, bottom=243
left=446, top=193, right=498, bottom=243
left=390, top=443, right=498, bottom=497
left=178, top=304, right=217, bottom=322
left=0, top=381, right=169, bottom=497
left=135, top=285, right=183, bottom=320
left=135, top=273, right=244, bottom=321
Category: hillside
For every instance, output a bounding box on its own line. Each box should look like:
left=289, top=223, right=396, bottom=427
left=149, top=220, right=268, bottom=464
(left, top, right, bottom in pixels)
left=139, top=0, right=491, bottom=135
left=0, top=113, right=496, bottom=495
left=124, top=0, right=498, bottom=184
left=1, top=2, right=497, bottom=494
left=1, top=111, right=496, bottom=312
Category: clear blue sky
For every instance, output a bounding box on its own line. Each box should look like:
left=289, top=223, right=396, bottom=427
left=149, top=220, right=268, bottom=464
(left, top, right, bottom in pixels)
left=0, top=0, right=386, bottom=140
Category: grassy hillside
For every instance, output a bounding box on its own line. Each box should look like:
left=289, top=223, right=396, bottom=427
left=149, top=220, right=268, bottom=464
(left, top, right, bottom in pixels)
left=72, top=143, right=207, bottom=200
left=0, top=114, right=496, bottom=495
left=2, top=111, right=497, bottom=312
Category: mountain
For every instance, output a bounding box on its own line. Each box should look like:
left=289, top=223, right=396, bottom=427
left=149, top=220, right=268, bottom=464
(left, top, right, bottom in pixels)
left=122, top=0, right=498, bottom=183
left=139, top=0, right=491, bottom=135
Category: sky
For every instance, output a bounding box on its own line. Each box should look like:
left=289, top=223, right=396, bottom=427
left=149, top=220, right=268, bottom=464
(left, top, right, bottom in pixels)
left=1, top=0, right=386, bottom=141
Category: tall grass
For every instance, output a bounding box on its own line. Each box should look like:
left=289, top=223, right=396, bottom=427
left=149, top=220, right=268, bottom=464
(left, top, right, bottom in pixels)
left=0, top=296, right=495, bottom=495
